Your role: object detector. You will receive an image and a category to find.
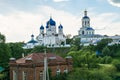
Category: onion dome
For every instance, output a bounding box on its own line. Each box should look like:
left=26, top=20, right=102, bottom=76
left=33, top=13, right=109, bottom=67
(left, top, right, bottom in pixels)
left=46, top=26, right=49, bottom=28
left=83, top=16, right=89, bottom=19
left=47, top=17, right=56, bottom=26
left=58, top=24, right=63, bottom=29
left=31, top=34, right=34, bottom=38
left=28, top=34, right=38, bottom=44
left=40, top=25, right=44, bottom=30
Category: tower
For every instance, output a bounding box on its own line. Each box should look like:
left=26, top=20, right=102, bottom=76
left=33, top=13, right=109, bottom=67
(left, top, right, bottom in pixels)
left=40, top=25, right=44, bottom=34
left=82, top=10, right=90, bottom=28
left=31, top=34, right=34, bottom=40
left=58, top=24, right=63, bottom=34
left=46, top=17, right=56, bottom=35
left=79, top=10, right=94, bottom=36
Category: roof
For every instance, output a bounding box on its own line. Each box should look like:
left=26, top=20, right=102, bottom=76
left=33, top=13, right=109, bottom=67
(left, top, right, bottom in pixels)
left=16, top=53, right=65, bottom=63
left=46, top=26, right=49, bottom=28
left=31, top=34, right=34, bottom=37
left=83, top=16, right=89, bottom=19
left=0, top=66, right=4, bottom=72
left=40, top=25, right=44, bottom=29
left=28, top=40, right=38, bottom=44
left=47, top=17, right=56, bottom=26
left=80, top=34, right=103, bottom=38
left=86, top=27, right=94, bottom=30
left=28, top=34, right=38, bottom=44
left=58, top=24, right=63, bottom=29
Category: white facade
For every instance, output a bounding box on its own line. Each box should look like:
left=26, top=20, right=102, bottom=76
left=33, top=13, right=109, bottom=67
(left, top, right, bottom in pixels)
left=23, top=34, right=39, bottom=49
left=79, top=10, right=104, bottom=46
left=36, top=17, right=66, bottom=47
left=108, top=36, right=120, bottom=45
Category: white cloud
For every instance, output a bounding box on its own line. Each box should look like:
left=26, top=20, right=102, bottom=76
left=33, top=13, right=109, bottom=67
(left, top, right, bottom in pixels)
left=108, top=0, right=120, bottom=7
left=0, top=6, right=79, bottom=42
left=0, top=5, right=120, bottom=42
left=53, top=0, right=69, bottom=2
left=89, top=10, right=120, bottom=36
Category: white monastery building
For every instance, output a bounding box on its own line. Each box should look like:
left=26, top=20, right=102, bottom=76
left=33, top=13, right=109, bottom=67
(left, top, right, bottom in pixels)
left=23, top=17, right=66, bottom=49
left=78, top=10, right=120, bottom=46
left=78, top=10, right=104, bottom=46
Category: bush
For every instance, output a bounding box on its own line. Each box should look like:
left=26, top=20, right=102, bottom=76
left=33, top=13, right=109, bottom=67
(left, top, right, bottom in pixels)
left=112, top=60, right=120, bottom=71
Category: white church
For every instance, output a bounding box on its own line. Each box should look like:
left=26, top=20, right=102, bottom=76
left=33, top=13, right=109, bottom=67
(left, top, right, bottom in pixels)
left=36, top=17, right=66, bottom=46
left=23, top=17, right=67, bottom=49
left=23, top=10, right=120, bottom=49
left=78, top=10, right=104, bottom=46
left=78, top=10, right=120, bottom=46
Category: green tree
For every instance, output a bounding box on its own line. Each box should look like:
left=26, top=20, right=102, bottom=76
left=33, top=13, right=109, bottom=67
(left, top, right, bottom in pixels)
left=112, top=60, right=120, bottom=71
left=102, top=46, right=110, bottom=56
left=0, top=34, right=11, bottom=67
left=0, top=43, right=11, bottom=67
left=68, top=49, right=99, bottom=68
left=96, top=38, right=112, bottom=52
left=67, top=68, right=112, bottom=80
left=31, top=46, right=46, bottom=53
left=66, top=38, right=72, bottom=44
left=8, top=42, right=25, bottom=59
left=70, top=37, right=81, bottom=51
left=0, top=33, right=5, bottom=43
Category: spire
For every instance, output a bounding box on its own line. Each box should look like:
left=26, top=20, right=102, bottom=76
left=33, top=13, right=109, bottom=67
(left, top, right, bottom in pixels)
left=50, top=13, right=52, bottom=19
left=84, top=10, right=87, bottom=16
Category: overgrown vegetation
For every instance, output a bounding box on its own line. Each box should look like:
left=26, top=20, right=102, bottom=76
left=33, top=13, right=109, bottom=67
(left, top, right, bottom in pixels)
left=0, top=33, right=120, bottom=80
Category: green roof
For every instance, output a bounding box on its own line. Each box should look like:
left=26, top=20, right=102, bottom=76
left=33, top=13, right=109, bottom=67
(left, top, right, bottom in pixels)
left=0, top=67, right=4, bottom=72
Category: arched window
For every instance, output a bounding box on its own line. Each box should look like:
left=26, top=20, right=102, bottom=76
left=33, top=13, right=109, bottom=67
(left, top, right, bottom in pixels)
left=85, top=21, right=86, bottom=25
left=40, top=71, right=43, bottom=80
left=22, top=71, right=27, bottom=80
left=56, top=66, right=61, bottom=75
left=88, top=21, right=89, bottom=24
left=13, top=70, right=17, bottom=80
left=64, top=67, right=68, bottom=74
left=82, top=31, right=84, bottom=35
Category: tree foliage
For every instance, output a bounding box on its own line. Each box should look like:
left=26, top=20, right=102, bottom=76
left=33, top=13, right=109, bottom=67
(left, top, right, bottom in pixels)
left=0, top=43, right=11, bottom=67
left=31, top=46, right=46, bottom=53
left=96, top=38, right=112, bottom=52
left=67, top=68, right=112, bottom=80
left=68, top=49, right=99, bottom=68
left=8, top=42, right=25, bottom=59
left=0, top=33, right=5, bottom=43
left=102, top=46, right=110, bottom=56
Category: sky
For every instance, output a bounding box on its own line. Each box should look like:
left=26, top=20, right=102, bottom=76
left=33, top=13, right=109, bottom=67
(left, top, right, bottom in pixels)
left=0, top=0, right=120, bottom=42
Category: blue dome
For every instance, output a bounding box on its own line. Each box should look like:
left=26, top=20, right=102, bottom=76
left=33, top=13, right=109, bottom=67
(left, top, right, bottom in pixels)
left=28, top=34, right=38, bottom=44
left=46, top=26, right=49, bottom=28
left=83, top=16, right=89, bottom=19
left=28, top=40, right=38, bottom=44
left=86, top=27, right=94, bottom=30
left=31, top=34, right=34, bottom=37
left=58, top=24, right=63, bottom=29
left=40, top=25, right=44, bottom=29
left=47, top=18, right=56, bottom=26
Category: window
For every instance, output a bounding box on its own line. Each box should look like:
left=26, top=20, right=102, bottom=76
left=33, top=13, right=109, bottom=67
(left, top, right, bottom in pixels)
left=56, top=66, right=61, bottom=75
left=13, top=70, right=17, bottom=80
left=56, top=68, right=61, bottom=75
left=85, top=22, right=86, bottom=25
left=88, top=21, right=89, bottom=24
left=23, top=71, right=27, bottom=80
left=64, top=68, right=68, bottom=74
left=40, top=71, right=43, bottom=80
left=82, top=31, right=84, bottom=35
